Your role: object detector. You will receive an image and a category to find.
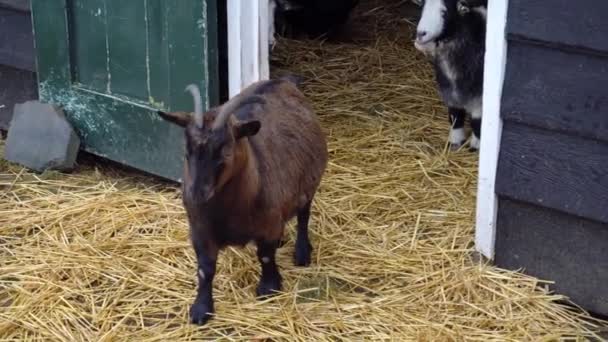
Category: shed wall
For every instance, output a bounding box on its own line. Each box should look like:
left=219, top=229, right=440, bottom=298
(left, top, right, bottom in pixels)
left=0, top=0, right=37, bottom=131
left=495, top=0, right=608, bottom=315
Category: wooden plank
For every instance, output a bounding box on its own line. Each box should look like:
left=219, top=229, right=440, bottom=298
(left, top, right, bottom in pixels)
left=240, top=0, right=259, bottom=87
left=502, top=42, right=608, bottom=143
left=68, top=0, right=110, bottom=92
left=496, top=122, right=608, bottom=224
left=106, top=0, right=148, bottom=100
left=258, top=0, right=269, bottom=80
left=495, top=198, right=608, bottom=316
left=507, top=0, right=608, bottom=54
left=204, top=0, right=220, bottom=106
left=165, top=0, right=217, bottom=110
left=227, top=0, right=242, bottom=98
left=0, top=0, right=30, bottom=12
left=31, top=0, right=70, bottom=88
left=145, top=0, right=170, bottom=108
left=0, top=7, right=35, bottom=71
left=42, top=86, right=185, bottom=180
left=227, top=0, right=266, bottom=98
left=475, top=0, right=508, bottom=260
left=32, top=0, right=219, bottom=181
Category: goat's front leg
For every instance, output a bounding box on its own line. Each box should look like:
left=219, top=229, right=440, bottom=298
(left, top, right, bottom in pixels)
left=448, top=107, right=467, bottom=150
left=190, top=229, right=219, bottom=325
left=470, top=104, right=482, bottom=151
left=256, top=239, right=282, bottom=297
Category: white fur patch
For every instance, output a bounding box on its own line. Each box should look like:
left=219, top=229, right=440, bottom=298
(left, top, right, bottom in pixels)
left=466, top=97, right=483, bottom=119
left=457, top=1, right=469, bottom=14
left=262, top=257, right=270, bottom=263
left=449, top=127, right=466, bottom=145
left=198, top=268, right=205, bottom=280
left=440, top=56, right=458, bottom=84
left=473, top=7, right=487, bottom=20
left=414, top=40, right=437, bottom=58
left=470, top=134, right=480, bottom=150
left=417, top=0, right=447, bottom=44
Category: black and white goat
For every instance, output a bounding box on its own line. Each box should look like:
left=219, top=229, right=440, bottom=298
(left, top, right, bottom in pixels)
left=268, top=0, right=360, bottom=46
left=414, top=0, right=487, bottom=150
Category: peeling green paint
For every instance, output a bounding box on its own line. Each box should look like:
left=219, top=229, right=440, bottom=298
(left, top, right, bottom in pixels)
left=31, top=0, right=219, bottom=181
left=148, top=96, right=165, bottom=110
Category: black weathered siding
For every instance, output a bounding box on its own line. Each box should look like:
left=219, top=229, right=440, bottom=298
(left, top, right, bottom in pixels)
left=0, top=2, right=34, bottom=71
left=495, top=0, right=608, bottom=316
left=495, top=199, right=608, bottom=316
left=0, top=0, right=37, bottom=130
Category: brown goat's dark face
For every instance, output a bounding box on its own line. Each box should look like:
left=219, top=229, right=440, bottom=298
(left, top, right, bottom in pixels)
left=184, top=123, right=233, bottom=202
left=158, top=110, right=261, bottom=202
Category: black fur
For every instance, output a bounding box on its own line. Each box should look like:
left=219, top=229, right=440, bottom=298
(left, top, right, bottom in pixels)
left=273, top=0, right=359, bottom=38
left=295, top=200, right=313, bottom=266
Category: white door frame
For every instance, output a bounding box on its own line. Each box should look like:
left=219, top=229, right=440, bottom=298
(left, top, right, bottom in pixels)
left=475, top=0, right=509, bottom=260
left=227, top=0, right=270, bottom=98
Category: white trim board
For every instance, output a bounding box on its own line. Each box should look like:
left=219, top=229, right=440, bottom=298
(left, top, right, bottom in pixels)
left=475, top=0, right=509, bottom=260
left=227, top=0, right=271, bottom=98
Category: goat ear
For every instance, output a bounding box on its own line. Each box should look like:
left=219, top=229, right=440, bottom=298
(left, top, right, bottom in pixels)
left=157, top=110, right=191, bottom=127
left=233, top=120, right=261, bottom=139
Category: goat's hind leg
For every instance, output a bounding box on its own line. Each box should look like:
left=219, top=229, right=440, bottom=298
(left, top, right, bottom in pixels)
left=448, top=107, right=467, bottom=150
left=294, top=200, right=313, bottom=267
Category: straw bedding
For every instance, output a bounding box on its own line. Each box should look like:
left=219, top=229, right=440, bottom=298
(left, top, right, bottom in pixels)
left=0, top=0, right=605, bottom=340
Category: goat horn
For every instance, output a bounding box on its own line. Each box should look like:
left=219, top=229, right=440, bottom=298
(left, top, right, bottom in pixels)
left=185, top=84, right=204, bottom=128
left=212, top=94, right=265, bottom=130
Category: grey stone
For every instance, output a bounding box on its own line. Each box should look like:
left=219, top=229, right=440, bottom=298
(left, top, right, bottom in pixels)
left=4, top=100, right=80, bottom=172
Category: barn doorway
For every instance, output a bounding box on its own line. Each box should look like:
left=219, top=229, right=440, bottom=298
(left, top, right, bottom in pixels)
left=221, top=0, right=505, bottom=259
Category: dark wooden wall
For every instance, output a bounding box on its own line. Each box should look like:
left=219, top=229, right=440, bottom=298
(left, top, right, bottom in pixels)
left=0, top=0, right=37, bottom=131
left=495, top=0, right=608, bottom=316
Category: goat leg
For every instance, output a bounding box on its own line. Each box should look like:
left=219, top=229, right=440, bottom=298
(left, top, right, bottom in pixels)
left=448, top=107, right=467, bottom=150
left=190, top=230, right=218, bottom=325
left=469, top=118, right=481, bottom=151
left=256, top=240, right=282, bottom=297
left=295, top=200, right=313, bottom=266
left=469, top=105, right=482, bottom=151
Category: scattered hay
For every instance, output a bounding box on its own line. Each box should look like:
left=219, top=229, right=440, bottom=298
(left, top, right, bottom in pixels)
left=0, top=0, right=605, bottom=340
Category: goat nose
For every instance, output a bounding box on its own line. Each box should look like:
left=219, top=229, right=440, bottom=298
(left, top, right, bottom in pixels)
left=416, top=31, right=427, bottom=40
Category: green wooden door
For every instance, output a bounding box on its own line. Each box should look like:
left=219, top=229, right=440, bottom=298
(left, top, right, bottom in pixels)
left=30, top=0, right=219, bottom=181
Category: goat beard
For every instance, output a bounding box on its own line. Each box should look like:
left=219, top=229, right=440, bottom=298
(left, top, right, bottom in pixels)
left=414, top=40, right=438, bottom=58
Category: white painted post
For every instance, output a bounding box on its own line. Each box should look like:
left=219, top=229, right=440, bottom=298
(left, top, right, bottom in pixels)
left=227, top=0, right=270, bottom=98
left=227, top=0, right=242, bottom=98
left=240, top=0, right=260, bottom=85
left=475, top=0, right=509, bottom=260
left=258, top=0, right=270, bottom=80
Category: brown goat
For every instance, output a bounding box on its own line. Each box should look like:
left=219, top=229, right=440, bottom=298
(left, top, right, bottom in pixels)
left=157, top=77, right=328, bottom=325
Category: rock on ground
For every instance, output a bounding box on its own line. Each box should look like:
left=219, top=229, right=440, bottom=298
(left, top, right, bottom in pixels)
left=4, top=100, right=80, bottom=172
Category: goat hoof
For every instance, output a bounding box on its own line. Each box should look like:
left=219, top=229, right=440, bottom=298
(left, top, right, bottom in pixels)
left=189, top=302, right=213, bottom=325
left=469, top=135, right=480, bottom=151
left=294, top=242, right=312, bottom=267
left=449, top=142, right=463, bottom=151
left=256, top=277, right=282, bottom=298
